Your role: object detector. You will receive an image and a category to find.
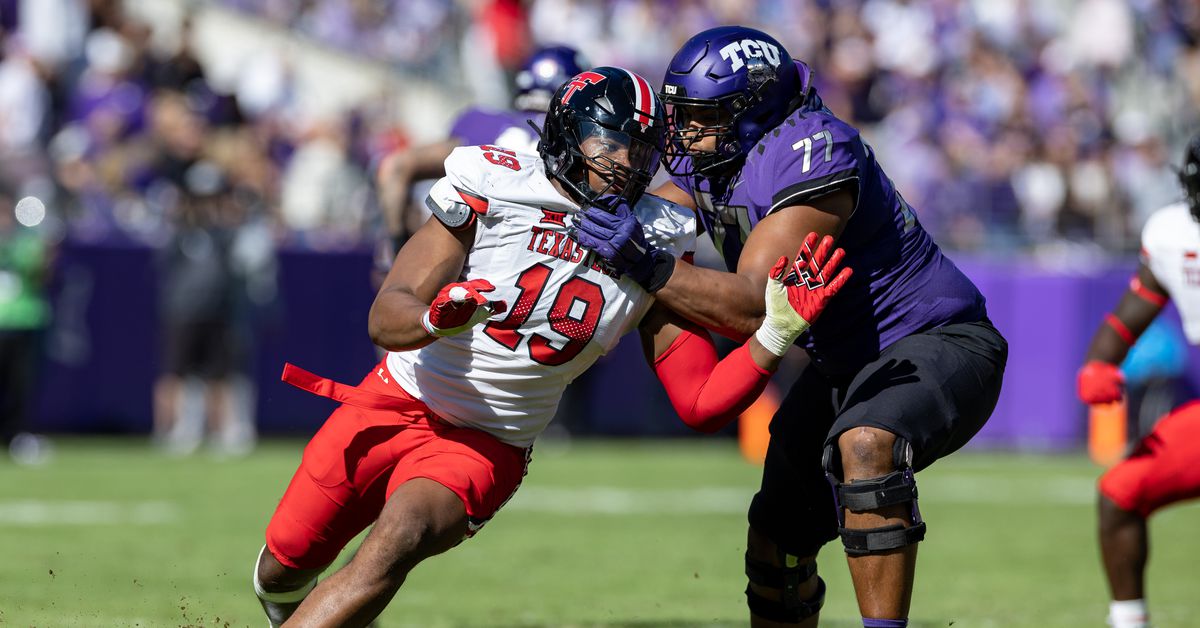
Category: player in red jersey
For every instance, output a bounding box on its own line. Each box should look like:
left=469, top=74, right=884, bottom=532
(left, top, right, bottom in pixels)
left=1077, top=134, right=1200, bottom=628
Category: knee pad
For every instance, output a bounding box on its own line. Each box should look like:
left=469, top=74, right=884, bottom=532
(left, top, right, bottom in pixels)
left=744, top=550, right=825, bottom=623
left=823, top=439, right=927, bottom=556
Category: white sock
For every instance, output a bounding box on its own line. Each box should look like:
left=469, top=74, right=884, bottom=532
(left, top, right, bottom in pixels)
left=254, top=546, right=317, bottom=628
left=1108, top=599, right=1149, bottom=628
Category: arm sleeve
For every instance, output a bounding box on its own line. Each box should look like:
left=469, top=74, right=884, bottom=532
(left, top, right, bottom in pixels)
left=653, top=329, right=771, bottom=433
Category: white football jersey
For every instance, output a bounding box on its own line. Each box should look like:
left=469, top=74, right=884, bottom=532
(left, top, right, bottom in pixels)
left=1141, top=202, right=1200, bottom=342
left=386, top=145, right=696, bottom=447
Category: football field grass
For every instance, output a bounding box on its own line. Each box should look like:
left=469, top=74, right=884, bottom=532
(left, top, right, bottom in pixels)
left=1, top=438, right=1198, bottom=627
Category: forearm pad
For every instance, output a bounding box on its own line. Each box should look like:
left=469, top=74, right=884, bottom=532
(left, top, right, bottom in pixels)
left=653, top=331, right=771, bottom=433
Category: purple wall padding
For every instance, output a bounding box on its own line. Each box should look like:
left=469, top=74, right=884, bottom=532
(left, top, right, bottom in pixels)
left=34, top=240, right=1182, bottom=449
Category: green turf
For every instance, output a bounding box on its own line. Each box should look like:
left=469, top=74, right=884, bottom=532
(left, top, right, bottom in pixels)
left=1, top=438, right=1197, bottom=627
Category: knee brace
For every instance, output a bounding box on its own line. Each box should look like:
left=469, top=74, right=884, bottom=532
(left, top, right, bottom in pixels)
left=744, top=550, right=825, bottom=623
left=824, top=438, right=927, bottom=556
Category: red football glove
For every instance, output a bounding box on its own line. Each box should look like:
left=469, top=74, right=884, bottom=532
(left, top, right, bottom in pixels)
left=422, top=279, right=508, bottom=337
left=755, top=232, right=853, bottom=357
left=1077, top=360, right=1124, bottom=404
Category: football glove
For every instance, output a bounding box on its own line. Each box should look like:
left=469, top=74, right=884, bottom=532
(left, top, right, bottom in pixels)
left=1077, top=360, right=1124, bottom=405
left=755, top=232, right=853, bottom=357
left=573, top=196, right=675, bottom=292
left=422, top=279, right=508, bottom=337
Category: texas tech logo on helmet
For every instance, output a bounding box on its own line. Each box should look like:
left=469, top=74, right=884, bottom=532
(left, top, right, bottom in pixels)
left=561, top=71, right=607, bottom=105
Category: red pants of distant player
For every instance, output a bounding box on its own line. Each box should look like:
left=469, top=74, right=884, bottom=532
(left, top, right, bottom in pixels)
left=265, top=361, right=530, bottom=570
left=1099, top=399, right=1200, bottom=517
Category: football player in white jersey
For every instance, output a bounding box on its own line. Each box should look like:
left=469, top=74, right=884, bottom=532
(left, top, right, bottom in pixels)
left=1077, top=133, right=1200, bottom=628
left=251, top=67, right=853, bottom=628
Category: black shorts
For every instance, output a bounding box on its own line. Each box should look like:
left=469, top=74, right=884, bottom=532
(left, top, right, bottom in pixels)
left=163, top=318, right=236, bottom=379
left=748, top=319, right=1008, bottom=557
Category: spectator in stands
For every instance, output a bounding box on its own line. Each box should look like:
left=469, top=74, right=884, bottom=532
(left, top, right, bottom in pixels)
left=153, top=160, right=257, bottom=456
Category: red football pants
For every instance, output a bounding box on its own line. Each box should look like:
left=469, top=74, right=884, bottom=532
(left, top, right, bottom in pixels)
left=1099, top=399, right=1200, bottom=517
left=265, top=361, right=530, bottom=570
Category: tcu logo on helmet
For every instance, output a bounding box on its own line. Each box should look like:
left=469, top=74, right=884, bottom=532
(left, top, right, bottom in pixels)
left=719, top=39, right=781, bottom=71
left=561, top=71, right=607, bottom=105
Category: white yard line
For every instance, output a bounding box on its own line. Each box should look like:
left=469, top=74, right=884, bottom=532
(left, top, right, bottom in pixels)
left=508, top=487, right=754, bottom=514
left=508, top=475, right=1098, bottom=514
left=0, top=500, right=180, bottom=526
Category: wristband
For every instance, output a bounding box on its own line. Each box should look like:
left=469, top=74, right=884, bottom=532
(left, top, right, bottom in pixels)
left=754, top=317, right=807, bottom=358
left=420, top=311, right=440, bottom=337
left=633, top=250, right=677, bottom=293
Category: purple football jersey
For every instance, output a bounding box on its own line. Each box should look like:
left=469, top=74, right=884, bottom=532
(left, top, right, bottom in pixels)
left=448, top=107, right=545, bottom=152
left=672, top=103, right=987, bottom=377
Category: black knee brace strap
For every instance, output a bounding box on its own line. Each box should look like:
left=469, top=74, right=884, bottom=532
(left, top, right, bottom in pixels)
left=744, top=552, right=824, bottom=622
left=838, top=521, right=927, bottom=555
left=836, top=469, right=918, bottom=511
left=745, top=576, right=825, bottom=623
left=825, top=439, right=926, bottom=556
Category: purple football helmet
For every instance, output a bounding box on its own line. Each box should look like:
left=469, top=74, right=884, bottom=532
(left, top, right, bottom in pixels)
left=514, top=45, right=591, bottom=113
left=660, top=26, right=813, bottom=177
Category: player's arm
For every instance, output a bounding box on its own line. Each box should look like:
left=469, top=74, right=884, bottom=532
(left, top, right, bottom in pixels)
left=639, top=238, right=851, bottom=432
left=651, top=180, right=697, bottom=211
left=1077, top=262, right=1170, bottom=404
left=651, top=189, right=853, bottom=340
left=368, top=216, right=478, bottom=351
left=376, top=139, right=460, bottom=242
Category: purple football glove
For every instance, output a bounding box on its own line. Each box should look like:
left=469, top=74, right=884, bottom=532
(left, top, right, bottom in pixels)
left=573, top=196, right=675, bottom=291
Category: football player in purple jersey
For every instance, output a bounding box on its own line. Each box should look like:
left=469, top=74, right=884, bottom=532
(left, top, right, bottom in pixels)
left=376, top=45, right=589, bottom=252
left=252, top=66, right=852, bottom=628
left=574, top=26, right=1008, bottom=627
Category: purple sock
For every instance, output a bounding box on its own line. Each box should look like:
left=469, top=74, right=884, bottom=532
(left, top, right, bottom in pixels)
left=862, top=619, right=907, bottom=628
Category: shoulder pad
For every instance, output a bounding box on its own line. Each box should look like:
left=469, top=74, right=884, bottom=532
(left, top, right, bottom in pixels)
left=1142, top=203, right=1195, bottom=258
left=426, top=176, right=489, bottom=231
left=424, top=147, right=495, bottom=231
left=755, top=113, right=863, bottom=213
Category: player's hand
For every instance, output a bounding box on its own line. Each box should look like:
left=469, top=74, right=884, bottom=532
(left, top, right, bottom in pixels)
left=573, top=196, right=674, bottom=291
left=1077, top=360, right=1124, bottom=404
left=755, top=232, right=853, bottom=357
left=422, top=279, right=508, bottom=337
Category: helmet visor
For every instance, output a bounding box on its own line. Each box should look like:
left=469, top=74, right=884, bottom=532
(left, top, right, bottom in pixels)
left=566, top=119, right=661, bottom=205
left=576, top=120, right=661, bottom=175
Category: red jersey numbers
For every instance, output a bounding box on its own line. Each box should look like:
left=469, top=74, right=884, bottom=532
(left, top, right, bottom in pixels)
left=483, top=263, right=606, bottom=366
left=561, top=71, right=607, bottom=105
left=480, top=145, right=520, bottom=171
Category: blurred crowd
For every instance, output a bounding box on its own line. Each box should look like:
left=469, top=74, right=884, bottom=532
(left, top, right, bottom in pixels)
left=525, top=0, right=1200, bottom=255
left=0, top=0, right=1197, bottom=255
left=0, top=0, right=1196, bottom=449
